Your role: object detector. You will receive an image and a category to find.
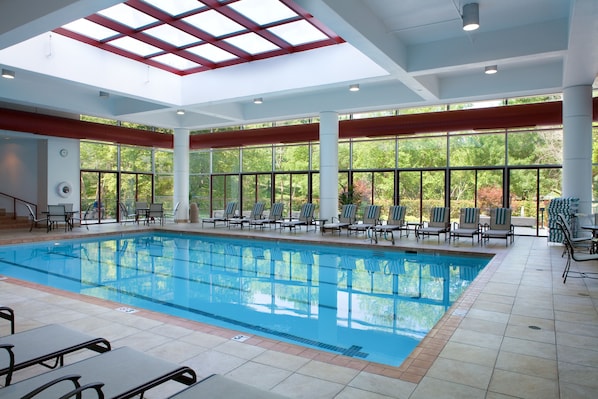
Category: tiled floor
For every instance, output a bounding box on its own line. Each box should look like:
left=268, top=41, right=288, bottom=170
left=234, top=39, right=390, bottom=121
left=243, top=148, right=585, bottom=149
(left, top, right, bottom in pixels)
left=1, top=222, right=597, bottom=398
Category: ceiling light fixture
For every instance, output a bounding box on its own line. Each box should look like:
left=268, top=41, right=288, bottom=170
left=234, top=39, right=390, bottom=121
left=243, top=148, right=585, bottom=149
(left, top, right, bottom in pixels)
left=349, top=84, right=360, bottom=92
left=176, top=109, right=185, bottom=115
left=462, top=3, right=479, bottom=31
left=1, top=69, right=15, bottom=79
left=99, top=91, right=109, bottom=98
left=253, top=98, right=263, bottom=104
left=484, top=65, right=498, bottom=74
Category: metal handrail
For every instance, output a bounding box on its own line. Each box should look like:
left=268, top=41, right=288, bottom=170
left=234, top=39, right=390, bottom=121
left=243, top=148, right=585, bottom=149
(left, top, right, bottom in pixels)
left=0, top=191, right=37, bottom=219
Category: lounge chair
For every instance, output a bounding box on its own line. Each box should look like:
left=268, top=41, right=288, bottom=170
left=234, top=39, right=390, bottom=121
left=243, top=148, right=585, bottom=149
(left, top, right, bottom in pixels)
left=280, top=203, right=315, bottom=231
left=46, top=204, right=68, bottom=232
left=229, top=202, right=265, bottom=228
left=168, top=374, right=287, bottom=398
left=416, top=207, right=450, bottom=242
left=0, top=306, right=15, bottom=334
left=450, top=207, right=481, bottom=244
left=481, top=207, right=514, bottom=246
left=202, top=201, right=238, bottom=228
left=25, top=204, right=47, bottom=232
left=321, top=204, right=357, bottom=235
left=147, top=203, right=164, bottom=225
left=348, top=205, right=381, bottom=236
left=0, top=322, right=111, bottom=386
left=164, top=201, right=181, bottom=223
left=249, top=202, right=284, bottom=229
left=557, top=219, right=598, bottom=283
left=119, top=203, right=136, bottom=224
left=373, top=205, right=408, bottom=244
left=0, top=346, right=196, bottom=399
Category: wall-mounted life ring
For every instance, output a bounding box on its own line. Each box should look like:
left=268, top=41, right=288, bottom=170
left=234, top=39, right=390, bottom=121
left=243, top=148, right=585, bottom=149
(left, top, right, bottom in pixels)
left=57, top=181, right=72, bottom=198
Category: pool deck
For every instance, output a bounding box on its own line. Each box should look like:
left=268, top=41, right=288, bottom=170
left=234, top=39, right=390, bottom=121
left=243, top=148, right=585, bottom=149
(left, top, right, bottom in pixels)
left=0, top=222, right=597, bottom=398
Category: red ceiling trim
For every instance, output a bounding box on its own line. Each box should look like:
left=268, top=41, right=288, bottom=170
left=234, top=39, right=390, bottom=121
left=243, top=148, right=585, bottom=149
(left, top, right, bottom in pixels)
left=0, top=108, right=172, bottom=148
left=1, top=99, right=596, bottom=150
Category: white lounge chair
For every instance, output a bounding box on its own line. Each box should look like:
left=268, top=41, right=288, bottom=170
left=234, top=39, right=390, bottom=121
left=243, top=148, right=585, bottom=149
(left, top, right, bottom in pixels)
left=229, top=202, right=265, bottom=228
left=202, top=201, right=238, bottom=228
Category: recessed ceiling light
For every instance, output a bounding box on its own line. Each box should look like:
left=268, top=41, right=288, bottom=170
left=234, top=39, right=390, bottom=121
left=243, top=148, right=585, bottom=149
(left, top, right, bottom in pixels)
left=1, top=69, right=15, bottom=79
left=485, top=65, right=498, bottom=74
left=99, top=91, right=109, bottom=98
left=462, top=3, right=479, bottom=31
left=176, top=109, right=185, bottom=115
left=349, top=84, right=360, bottom=92
left=253, top=98, right=263, bottom=104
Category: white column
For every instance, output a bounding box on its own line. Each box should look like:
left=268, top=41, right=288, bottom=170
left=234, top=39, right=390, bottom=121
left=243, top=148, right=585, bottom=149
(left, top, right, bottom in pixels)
left=319, top=111, right=339, bottom=221
left=173, top=128, right=190, bottom=222
left=562, top=85, right=593, bottom=214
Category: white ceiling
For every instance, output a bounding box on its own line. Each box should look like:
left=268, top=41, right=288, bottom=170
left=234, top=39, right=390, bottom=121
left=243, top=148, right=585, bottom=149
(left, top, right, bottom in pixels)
left=0, top=0, right=597, bottom=132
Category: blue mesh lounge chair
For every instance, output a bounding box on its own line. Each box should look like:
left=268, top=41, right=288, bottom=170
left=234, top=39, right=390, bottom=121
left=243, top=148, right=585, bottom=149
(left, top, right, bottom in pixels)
left=450, top=207, right=481, bottom=244
left=280, top=203, right=315, bottom=231
left=373, top=205, right=408, bottom=244
left=481, top=208, right=514, bottom=246
left=229, top=202, right=265, bottom=228
left=416, top=207, right=451, bottom=242
left=321, top=204, right=357, bottom=235
left=348, top=205, right=381, bottom=236
left=0, top=346, right=196, bottom=399
left=202, top=201, right=238, bottom=228
left=168, top=374, right=288, bottom=398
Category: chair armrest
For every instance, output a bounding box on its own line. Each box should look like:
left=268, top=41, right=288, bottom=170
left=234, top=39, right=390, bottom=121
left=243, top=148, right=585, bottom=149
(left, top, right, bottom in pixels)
left=20, top=374, right=82, bottom=399
left=57, top=382, right=105, bottom=399
left=0, top=343, right=15, bottom=385
left=0, top=306, right=15, bottom=334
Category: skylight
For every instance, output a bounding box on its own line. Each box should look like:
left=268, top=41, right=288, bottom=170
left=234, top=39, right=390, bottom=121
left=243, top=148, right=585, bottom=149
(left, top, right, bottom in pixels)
left=53, top=0, right=343, bottom=75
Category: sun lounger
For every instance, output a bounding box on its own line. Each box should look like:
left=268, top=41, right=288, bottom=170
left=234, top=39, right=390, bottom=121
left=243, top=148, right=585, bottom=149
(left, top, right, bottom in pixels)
left=202, top=201, right=238, bottom=228
left=0, top=346, right=197, bottom=399
left=373, top=205, right=408, bottom=244
left=229, top=202, right=265, bottom=228
left=348, top=205, right=381, bottom=236
left=0, top=323, right=111, bottom=386
left=280, top=203, right=315, bottom=231
left=450, top=207, right=481, bottom=244
left=168, top=374, right=287, bottom=398
left=481, top=207, right=514, bottom=246
left=321, top=204, right=357, bottom=235
left=416, top=207, right=451, bottom=242
left=249, top=202, right=284, bottom=229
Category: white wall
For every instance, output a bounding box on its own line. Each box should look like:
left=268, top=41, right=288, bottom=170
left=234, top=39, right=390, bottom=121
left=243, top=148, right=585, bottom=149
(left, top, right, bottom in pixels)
left=0, top=138, right=38, bottom=214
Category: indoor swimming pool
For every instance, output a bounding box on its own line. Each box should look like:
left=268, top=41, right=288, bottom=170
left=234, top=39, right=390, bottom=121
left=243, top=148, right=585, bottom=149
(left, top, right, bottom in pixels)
left=0, top=232, right=489, bottom=367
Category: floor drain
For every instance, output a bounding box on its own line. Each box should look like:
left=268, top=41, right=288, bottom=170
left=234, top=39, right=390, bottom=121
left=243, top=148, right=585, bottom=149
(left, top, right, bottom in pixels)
left=115, top=306, right=138, bottom=314
left=528, top=325, right=541, bottom=330
left=231, top=334, right=250, bottom=342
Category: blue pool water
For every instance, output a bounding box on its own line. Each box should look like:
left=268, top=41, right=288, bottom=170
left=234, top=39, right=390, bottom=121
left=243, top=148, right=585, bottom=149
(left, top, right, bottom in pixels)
left=0, top=233, right=488, bottom=366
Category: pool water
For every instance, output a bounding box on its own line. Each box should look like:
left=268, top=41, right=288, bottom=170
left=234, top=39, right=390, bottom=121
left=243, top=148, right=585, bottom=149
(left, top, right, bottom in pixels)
left=0, top=233, right=488, bottom=367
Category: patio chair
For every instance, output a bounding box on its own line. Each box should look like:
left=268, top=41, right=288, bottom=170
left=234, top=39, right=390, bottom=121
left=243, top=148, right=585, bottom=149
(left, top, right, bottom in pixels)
left=557, top=219, right=598, bottom=283
left=557, top=213, right=593, bottom=255
left=0, top=320, right=111, bottom=386
left=348, top=205, right=381, bottom=236
left=25, top=203, right=47, bottom=232
left=450, top=207, right=481, bottom=244
left=119, top=203, right=136, bottom=224
left=168, top=374, right=287, bottom=399
left=147, top=203, right=164, bottom=225
left=481, top=207, right=514, bottom=246
left=0, top=346, right=196, bottom=399
left=134, top=201, right=148, bottom=224
left=202, top=201, right=238, bottom=228
left=416, top=207, right=451, bottom=242
left=249, top=202, right=284, bottom=228
left=47, top=204, right=68, bottom=232
left=321, top=204, right=357, bottom=235
left=0, top=306, right=15, bottom=334
left=229, top=202, right=265, bottom=228
left=164, top=201, right=181, bottom=223
left=280, top=203, right=315, bottom=231
left=373, top=205, right=408, bottom=245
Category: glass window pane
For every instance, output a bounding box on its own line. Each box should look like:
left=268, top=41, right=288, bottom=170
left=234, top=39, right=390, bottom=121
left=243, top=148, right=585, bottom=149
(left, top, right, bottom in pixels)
left=477, top=170, right=504, bottom=215
left=121, top=146, right=152, bottom=172
left=450, top=170, right=476, bottom=213
left=338, top=142, right=350, bottom=170
left=449, top=133, right=505, bottom=167
left=398, top=171, right=421, bottom=222
left=352, top=139, right=396, bottom=169
left=190, top=174, right=210, bottom=217
left=311, top=143, right=320, bottom=170
left=508, top=129, right=562, bottom=165
left=274, top=144, right=309, bottom=171
left=422, top=171, right=445, bottom=219
left=399, top=136, right=447, bottom=168
left=80, top=141, right=118, bottom=170
left=212, top=149, right=239, bottom=173
left=242, top=146, right=272, bottom=172
left=154, top=149, right=173, bottom=173
left=352, top=172, right=373, bottom=208
left=373, top=171, right=395, bottom=213
left=190, top=150, right=210, bottom=173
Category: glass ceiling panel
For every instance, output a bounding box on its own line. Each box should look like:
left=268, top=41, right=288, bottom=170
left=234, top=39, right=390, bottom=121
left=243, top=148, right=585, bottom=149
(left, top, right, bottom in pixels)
left=186, top=43, right=237, bottom=63
left=62, top=19, right=118, bottom=41
left=144, top=25, right=200, bottom=47
left=224, top=32, right=279, bottom=55
left=141, top=0, right=205, bottom=16
left=269, top=20, right=328, bottom=46
left=151, top=53, right=201, bottom=70
left=108, top=36, right=162, bottom=57
left=98, top=4, right=157, bottom=29
left=229, top=0, right=298, bottom=26
left=183, top=10, right=245, bottom=38
left=55, top=0, right=343, bottom=76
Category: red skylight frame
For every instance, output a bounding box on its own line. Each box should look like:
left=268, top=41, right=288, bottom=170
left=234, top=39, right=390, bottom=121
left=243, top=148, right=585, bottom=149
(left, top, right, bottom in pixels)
left=53, top=0, right=344, bottom=76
